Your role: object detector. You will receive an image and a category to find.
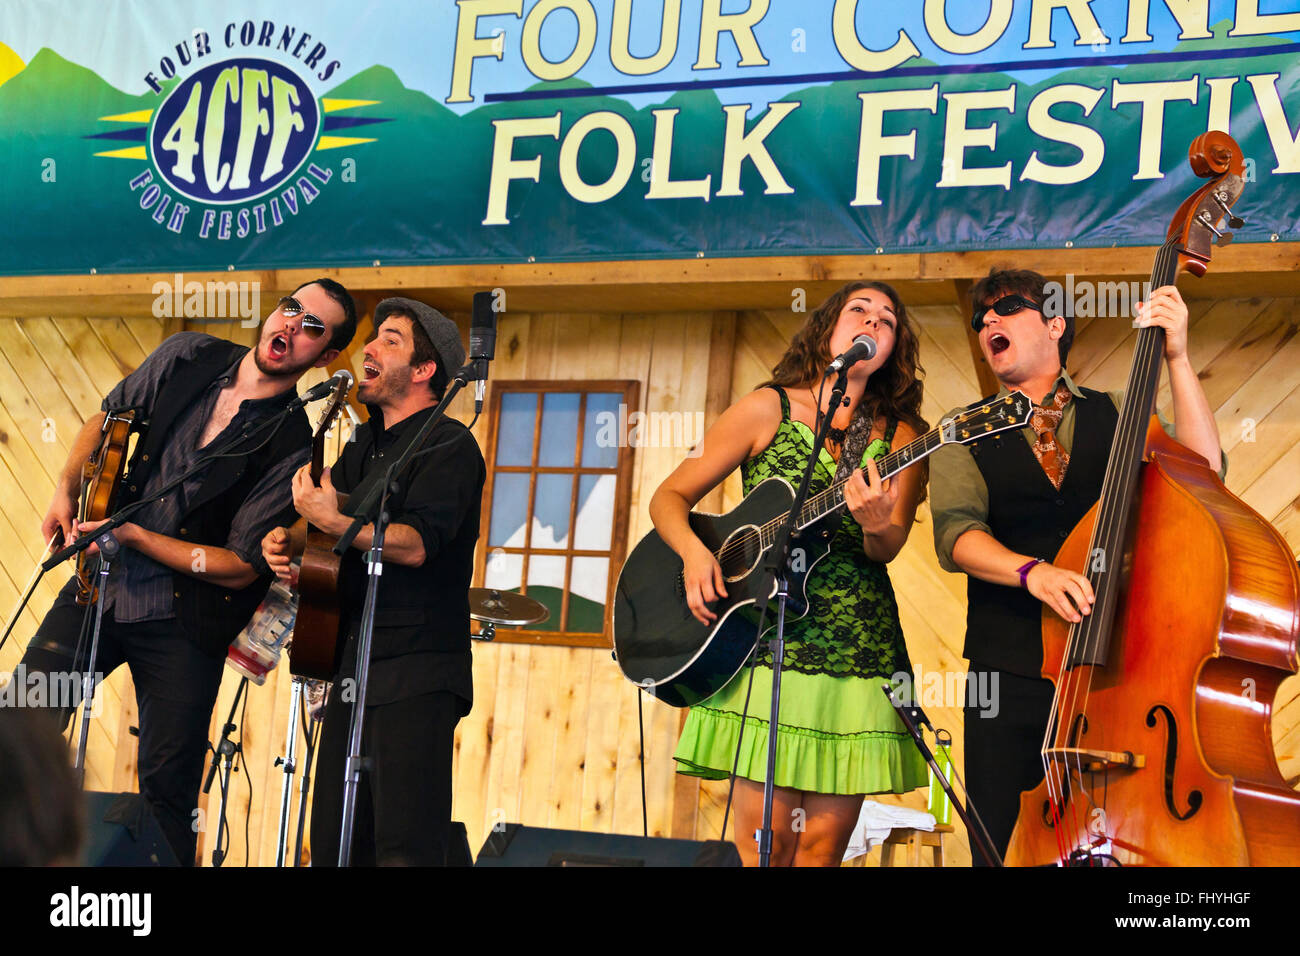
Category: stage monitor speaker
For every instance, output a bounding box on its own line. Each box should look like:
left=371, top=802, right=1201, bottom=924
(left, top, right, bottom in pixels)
left=447, top=821, right=473, bottom=866
left=83, top=791, right=178, bottom=867
left=475, top=824, right=741, bottom=867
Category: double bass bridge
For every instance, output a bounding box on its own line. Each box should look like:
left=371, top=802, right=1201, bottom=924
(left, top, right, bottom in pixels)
left=1044, top=747, right=1145, bottom=774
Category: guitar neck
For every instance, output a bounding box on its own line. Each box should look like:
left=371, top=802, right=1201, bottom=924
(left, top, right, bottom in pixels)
left=793, top=426, right=944, bottom=530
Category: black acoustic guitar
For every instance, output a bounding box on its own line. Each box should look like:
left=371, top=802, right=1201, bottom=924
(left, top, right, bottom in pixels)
left=612, top=392, right=1034, bottom=707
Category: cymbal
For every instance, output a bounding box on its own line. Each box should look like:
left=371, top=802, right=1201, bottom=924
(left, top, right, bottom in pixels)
left=468, top=588, right=550, bottom=627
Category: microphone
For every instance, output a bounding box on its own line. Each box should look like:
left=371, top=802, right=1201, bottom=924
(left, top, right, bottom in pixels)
left=469, top=291, right=499, bottom=412
left=470, top=291, right=498, bottom=363
left=297, top=369, right=353, bottom=405
left=826, top=334, right=877, bottom=373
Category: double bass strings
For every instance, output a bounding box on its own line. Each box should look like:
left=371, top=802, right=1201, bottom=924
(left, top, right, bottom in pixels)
left=1047, top=240, right=1173, bottom=860
left=1039, top=238, right=1178, bottom=862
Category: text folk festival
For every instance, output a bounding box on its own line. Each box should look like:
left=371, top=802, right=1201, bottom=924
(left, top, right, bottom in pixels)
left=1, top=0, right=1299, bottom=899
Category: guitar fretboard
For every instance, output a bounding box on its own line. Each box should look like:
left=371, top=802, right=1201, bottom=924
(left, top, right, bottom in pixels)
left=754, top=426, right=946, bottom=551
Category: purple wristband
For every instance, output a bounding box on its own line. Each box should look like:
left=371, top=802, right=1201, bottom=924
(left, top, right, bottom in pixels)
left=1017, top=558, right=1044, bottom=589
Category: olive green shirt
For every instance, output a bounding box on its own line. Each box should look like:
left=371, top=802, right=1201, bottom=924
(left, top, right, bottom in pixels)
left=929, top=369, right=1226, bottom=573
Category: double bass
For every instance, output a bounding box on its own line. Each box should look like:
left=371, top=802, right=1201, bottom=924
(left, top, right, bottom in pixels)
left=1007, top=132, right=1300, bottom=866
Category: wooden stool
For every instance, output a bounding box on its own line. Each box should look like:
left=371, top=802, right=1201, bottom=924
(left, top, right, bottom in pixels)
left=879, top=823, right=954, bottom=867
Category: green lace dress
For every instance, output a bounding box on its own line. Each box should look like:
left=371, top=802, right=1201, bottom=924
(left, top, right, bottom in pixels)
left=673, top=386, right=928, bottom=795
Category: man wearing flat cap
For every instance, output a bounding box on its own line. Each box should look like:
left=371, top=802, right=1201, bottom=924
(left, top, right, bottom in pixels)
left=263, top=296, right=485, bottom=865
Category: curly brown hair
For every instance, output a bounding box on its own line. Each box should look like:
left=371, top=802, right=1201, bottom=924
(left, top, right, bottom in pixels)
left=764, top=281, right=928, bottom=438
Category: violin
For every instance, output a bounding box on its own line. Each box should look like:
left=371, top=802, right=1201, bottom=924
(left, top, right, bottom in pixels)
left=74, top=409, right=137, bottom=605
left=1006, top=132, right=1300, bottom=866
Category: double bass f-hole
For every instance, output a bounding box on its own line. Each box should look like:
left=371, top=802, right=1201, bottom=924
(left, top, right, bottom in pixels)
left=1146, top=704, right=1203, bottom=822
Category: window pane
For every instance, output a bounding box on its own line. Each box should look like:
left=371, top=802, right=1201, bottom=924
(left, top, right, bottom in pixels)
left=532, top=473, right=573, bottom=548
left=574, top=474, right=614, bottom=551
left=496, top=392, right=538, bottom=467
left=582, top=392, right=623, bottom=468
left=569, top=556, right=609, bottom=633
left=483, top=549, right=523, bottom=592
left=538, top=392, right=581, bottom=467
left=526, top=555, right=566, bottom=632
left=488, top=473, right=530, bottom=548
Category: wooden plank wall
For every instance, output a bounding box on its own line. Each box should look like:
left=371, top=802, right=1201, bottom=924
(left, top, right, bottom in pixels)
left=1, top=294, right=1296, bottom=866
left=449, top=310, right=729, bottom=854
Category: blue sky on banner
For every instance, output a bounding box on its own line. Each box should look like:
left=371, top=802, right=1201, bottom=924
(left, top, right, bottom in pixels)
left=5, top=1, right=1298, bottom=113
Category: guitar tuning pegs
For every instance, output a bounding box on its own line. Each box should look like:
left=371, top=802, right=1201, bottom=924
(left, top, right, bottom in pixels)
left=1216, top=231, right=1234, bottom=246
left=1228, top=214, right=1245, bottom=229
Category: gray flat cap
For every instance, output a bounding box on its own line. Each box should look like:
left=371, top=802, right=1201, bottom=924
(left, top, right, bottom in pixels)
left=373, top=296, right=466, bottom=372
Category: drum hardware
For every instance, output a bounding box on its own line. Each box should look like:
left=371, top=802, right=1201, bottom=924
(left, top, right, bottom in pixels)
left=468, top=588, right=549, bottom=641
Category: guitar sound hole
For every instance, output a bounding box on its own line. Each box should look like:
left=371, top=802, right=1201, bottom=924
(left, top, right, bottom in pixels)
left=718, top=526, right=763, bottom=583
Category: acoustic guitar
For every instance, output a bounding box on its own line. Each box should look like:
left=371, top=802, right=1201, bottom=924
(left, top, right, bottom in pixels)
left=613, top=393, right=1033, bottom=707
left=289, top=376, right=352, bottom=680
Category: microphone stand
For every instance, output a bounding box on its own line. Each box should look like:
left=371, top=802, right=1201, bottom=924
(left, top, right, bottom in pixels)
left=882, top=683, right=1003, bottom=867
left=332, top=358, right=487, bottom=867
left=203, top=674, right=249, bottom=867
left=293, top=705, right=320, bottom=867
left=273, top=676, right=305, bottom=867
left=72, top=534, right=117, bottom=783
left=749, top=366, right=850, bottom=867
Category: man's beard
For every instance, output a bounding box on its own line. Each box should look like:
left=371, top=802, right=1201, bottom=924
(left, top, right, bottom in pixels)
left=358, top=367, right=413, bottom=405
left=253, top=337, right=319, bottom=379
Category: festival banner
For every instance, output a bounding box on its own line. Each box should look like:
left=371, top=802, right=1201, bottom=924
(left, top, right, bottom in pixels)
left=0, top=1, right=1297, bottom=275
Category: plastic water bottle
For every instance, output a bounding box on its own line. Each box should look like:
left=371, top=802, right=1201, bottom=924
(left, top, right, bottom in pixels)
left=226, top=580, right=298, bottom=684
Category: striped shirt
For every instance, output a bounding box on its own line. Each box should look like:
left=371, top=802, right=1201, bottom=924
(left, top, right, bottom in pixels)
left=100, top=333, right=308, bottom=623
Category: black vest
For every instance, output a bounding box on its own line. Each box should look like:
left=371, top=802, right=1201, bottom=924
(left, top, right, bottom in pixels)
left=119, top=338, right=310, bottom=657
left=964, top=387, right=1118, bottom=677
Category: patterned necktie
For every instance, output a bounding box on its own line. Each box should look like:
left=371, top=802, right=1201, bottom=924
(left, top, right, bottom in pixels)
left=1030, top=383, right=1072, bottom=489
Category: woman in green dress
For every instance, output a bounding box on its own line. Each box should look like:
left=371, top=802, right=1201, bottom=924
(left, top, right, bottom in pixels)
left=649, top=281, right=930, bottom=866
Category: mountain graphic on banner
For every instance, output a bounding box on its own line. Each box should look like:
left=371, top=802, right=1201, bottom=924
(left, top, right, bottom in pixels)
left=0, top=27, right=1293, bottom=276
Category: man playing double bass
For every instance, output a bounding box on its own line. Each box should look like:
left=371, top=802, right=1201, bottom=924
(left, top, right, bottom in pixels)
left=928, top=268, right=1224, bottom=863
left=21, top=280, right=357, bottom=865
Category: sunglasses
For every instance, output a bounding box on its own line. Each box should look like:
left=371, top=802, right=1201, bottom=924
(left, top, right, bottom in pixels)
left=276, top=296, right=328, bottom=339
left=971, top=294, right=1042, bottom=332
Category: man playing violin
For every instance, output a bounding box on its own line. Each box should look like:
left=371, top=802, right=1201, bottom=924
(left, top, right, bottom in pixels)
left=262, top=297, right=485, bottom=866
left=928, top=268, right=1223, bottom=863
left=22, top=279, right=356, bottom=865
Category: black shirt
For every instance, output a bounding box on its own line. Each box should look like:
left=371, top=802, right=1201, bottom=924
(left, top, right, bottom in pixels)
left=330, top=404, right=485, bottom=711
left=101, top=332, right=308, bottom=622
